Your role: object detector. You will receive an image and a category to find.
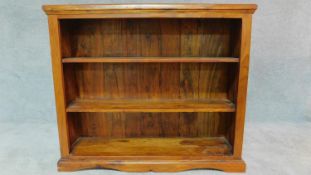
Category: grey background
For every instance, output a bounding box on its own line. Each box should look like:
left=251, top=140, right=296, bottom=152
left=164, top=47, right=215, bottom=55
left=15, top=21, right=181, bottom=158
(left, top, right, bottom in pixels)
left=0, top=0, right=310, bottom=175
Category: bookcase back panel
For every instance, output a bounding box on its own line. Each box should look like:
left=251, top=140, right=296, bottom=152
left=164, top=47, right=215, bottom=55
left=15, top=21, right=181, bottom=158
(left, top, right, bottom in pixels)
left=68, top=112, right=235, bottom=145
left=60, top=19, right=241, bottom=58
left=64, top=63, right=237, bottom=102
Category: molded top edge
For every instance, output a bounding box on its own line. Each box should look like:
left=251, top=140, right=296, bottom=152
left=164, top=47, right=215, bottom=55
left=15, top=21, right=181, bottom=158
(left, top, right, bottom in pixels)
left=43, top=3, right=257, bottom=15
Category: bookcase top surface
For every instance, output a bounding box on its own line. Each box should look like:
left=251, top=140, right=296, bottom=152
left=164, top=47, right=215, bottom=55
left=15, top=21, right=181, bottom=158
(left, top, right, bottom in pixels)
left=43, top=3, right=257, bottom=15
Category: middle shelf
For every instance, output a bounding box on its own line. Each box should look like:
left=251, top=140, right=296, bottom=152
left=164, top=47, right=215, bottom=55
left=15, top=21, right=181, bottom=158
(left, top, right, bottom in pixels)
left=66, top=98, right=235, bottom=112
left=62, top=57, right=239, bottom=63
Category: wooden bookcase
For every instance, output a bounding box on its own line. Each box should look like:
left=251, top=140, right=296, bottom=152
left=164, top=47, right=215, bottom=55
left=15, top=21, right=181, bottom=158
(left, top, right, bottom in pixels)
left=43, top=4, right=257, bottom=172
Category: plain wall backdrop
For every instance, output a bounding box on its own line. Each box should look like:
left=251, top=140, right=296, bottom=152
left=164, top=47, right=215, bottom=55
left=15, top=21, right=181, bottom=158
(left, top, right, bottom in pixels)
left=1, top=0, right=310, bottom=123
left=1, top=1, right=311, bottom=175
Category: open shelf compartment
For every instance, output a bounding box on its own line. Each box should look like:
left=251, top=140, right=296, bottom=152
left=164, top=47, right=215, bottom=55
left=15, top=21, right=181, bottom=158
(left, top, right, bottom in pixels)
left=68, top=112, right=235, bottom=157
left=60, top=18, right=240, bottom=160
left=60, top=18, right=241, bottom=61
left=63, top=62, right=238, bottom=112
left=71, top=137, right=232, bottom=157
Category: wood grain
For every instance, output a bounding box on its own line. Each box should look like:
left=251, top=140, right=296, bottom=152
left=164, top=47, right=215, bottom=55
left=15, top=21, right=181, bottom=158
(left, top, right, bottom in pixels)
left=43, top=4, right=257, bottom=11
left=44, top=3, right=256, bottom=172
left=62, top=57, right=239, bottom=63
left=67, top=113, right=234, bottom=140
left=58, top=158, right=246, bottom=172
left=64, top=63, right=233, bottom=102
left=71, top=137, right=231, bottom=156
left=233, top=15, right=253, bottom=158
left=60, top=19, right=240, bottom=58
left=43, top=3, right=257, bottom=15
left=48, top=15, right=70, bottom=156
left=55, top=11, right=251, bottom=19
left=66, top=98, right=235, bottom=112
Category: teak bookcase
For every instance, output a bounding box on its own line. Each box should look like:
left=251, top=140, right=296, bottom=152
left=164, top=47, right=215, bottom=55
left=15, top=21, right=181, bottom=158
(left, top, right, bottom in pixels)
left=43, top=4, right=257, bottom=172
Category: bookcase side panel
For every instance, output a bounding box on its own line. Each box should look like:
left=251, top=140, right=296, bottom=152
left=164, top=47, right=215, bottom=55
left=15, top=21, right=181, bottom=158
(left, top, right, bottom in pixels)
left=48, top=15, right=70, bottom=156
left=233, top=15, right=253, bottom=158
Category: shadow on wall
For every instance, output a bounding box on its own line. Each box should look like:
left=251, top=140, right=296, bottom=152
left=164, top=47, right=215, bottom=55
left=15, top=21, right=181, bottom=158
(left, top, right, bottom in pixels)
left=305, top=97, right=311, bottom=121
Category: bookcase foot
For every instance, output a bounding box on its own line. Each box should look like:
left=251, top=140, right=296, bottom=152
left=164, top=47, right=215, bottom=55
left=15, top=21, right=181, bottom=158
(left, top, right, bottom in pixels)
left=58, top=158, right=246, bottom=172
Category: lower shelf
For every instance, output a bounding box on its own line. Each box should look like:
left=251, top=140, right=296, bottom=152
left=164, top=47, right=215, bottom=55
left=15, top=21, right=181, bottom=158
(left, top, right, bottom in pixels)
left=60, top=137, right=243, bottom=172
left=71, top=137, right=232, bottom=157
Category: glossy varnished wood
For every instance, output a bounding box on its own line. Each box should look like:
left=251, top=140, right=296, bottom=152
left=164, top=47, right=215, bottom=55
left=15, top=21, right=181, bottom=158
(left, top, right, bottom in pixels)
left=47, top=16, right=70, bottom=156
left=44, top=3, right=256, bottom=173
left=67, top=112, right=234, bottom=145
left=43, top=4, right=256, bottom=20
left=71, top=137, right=231, bottom=156
left=63, top=63, right=234, bottom=102
left=58, top=158, right=245, bottom=172
left=43, top=3, right=257, bottom=15
left=60, top=19, right=240, bottom=58
left=66, top=98, right=235, bottom=112
left=233, top=15, right=253, bottom=158
left=43, top=3, right=257, bottom=10
left=62, top=57, right=239, bottom=63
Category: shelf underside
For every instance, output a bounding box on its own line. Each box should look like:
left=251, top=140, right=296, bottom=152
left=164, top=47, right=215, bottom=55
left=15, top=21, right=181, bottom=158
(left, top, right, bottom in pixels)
left=66, top=99, right=235, bottom=112
left=62, top=57, right=239, bottom=63
left=71, top=137, right=232, bottom=157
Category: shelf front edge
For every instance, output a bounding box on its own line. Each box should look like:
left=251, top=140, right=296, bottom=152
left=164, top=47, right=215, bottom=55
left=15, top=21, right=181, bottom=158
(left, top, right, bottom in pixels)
left=66, top=99, right=236, bottom=113
left=62, top=57, right=239, bottom=63
left=43, top=4, right=257, bottom=15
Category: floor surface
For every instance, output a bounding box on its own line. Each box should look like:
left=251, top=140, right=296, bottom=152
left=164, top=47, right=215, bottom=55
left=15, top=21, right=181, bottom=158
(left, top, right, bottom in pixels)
left=0, top=121, right=310, bottom=175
